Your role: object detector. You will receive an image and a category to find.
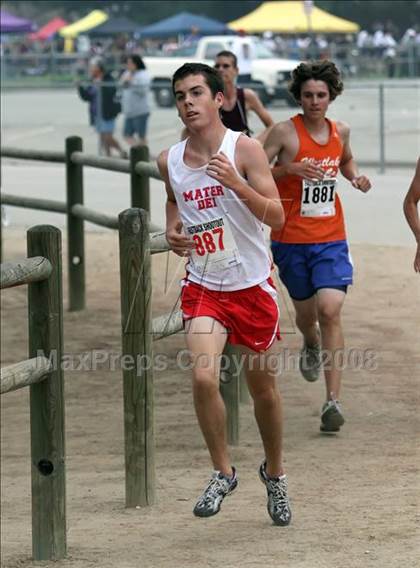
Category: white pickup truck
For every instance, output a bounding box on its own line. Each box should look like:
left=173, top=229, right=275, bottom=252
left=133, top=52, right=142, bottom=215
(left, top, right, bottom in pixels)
left=144, top=35, right=300, bottom=107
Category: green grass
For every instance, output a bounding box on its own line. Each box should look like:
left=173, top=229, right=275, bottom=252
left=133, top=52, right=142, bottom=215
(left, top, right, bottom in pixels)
left=2, top=74, right=76, bottom=89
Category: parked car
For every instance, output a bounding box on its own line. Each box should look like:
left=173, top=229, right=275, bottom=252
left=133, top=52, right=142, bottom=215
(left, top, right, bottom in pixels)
left=144, top=35, right=300, bottom=107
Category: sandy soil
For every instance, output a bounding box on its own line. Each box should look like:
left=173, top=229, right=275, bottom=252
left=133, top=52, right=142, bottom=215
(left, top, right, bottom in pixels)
left=1, top=229, right=419, bottom=568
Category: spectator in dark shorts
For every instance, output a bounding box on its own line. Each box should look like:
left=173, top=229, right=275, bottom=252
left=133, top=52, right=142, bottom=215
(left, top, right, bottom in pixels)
left=119, top=55, right=151, bottom=147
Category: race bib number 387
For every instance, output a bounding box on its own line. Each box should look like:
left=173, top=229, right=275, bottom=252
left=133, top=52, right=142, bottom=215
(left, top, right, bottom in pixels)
left=186, top=217, right=241, bottom=274
left=300, top=178, right=337, bottom=217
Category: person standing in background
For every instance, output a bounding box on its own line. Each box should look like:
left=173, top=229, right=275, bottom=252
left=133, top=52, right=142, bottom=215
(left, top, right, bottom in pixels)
left=232, top=30, right=254, bottom=83
left=77, top=57, right=126, bottom=157
left=119, top=55, right=151, bottom=147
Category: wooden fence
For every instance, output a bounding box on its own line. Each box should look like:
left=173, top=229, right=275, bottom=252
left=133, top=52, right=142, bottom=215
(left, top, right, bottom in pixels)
left=0, top=225, right=66, bottom=561
left=1, top=140, right=247, bottom=513
left=1, top=136, right=161, bottom=309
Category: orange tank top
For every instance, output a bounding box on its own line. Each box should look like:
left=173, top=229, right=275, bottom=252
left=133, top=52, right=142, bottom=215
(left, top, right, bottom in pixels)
left=271, top=114, right=346, bottom=244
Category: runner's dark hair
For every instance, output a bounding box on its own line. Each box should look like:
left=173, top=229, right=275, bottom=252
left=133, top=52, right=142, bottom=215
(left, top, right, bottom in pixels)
left=215, top=51, right=238, bottom=68
left=289, top=60, right=344, bottom=101
left=172, top=63, right=225, bottom=97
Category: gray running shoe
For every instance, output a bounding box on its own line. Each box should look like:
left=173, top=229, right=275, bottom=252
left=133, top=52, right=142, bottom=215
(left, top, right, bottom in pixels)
left=320, top=400, right=345, bottom=432
left=299, top=341, right=321, bottom=382
left=259, top=462, right=292, bottom=526
left=193, top=467, right=238, bottom=518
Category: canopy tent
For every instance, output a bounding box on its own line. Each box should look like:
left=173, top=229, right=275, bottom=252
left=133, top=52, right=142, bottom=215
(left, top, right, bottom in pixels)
left=88, top=16, right=140, bottom=37
left=229, top=1, right=360, bottom=34
left=29, top=17, right=68, bottom=40
left=0, top=9, right=36, bottom=33
left=59, top=10, right=108, bottom=38
left=140, top=11, right=230, bottom=38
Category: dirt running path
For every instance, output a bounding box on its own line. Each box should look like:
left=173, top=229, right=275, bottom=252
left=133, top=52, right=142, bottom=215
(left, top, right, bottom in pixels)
left=1, top=230, right=419, bottom=568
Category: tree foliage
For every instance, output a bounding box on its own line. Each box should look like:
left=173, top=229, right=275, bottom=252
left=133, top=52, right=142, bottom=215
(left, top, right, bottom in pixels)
left=317, top=1, right=420, bottom=33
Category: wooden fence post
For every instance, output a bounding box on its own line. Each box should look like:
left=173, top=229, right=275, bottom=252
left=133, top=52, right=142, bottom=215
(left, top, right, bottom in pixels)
left=239, top=361, right=250, bottom=404
left=130, top=145, right=150, bottom=212
left=65, top=136, right=85, bottom=311
left=27, top=225, right=66, bottom=561
left=0, top=210, right=3, bottom=263
left=118, top=208, right=155, bottom=507
left=220, top=343, right=241, bottom=446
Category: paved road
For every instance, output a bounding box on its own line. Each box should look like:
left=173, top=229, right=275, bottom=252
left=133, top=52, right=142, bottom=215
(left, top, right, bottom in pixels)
left=2, top=82, right=419, bottom=161
left=1, top=83, right=419, bottom=247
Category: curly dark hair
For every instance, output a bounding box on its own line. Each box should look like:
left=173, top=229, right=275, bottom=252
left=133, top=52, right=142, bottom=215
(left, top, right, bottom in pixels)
left=289, top=60, right=344, bottom=102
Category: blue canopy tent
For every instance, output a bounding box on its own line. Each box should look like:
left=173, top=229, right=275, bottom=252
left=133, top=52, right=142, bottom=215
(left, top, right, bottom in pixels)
left=140, top=11, right=230, bottom=38
left=88, top=16, right=140, bottom=37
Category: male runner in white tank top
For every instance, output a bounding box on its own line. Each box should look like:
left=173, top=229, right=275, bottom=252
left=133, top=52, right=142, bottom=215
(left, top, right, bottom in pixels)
left=157, top=63, right=292, bottom=526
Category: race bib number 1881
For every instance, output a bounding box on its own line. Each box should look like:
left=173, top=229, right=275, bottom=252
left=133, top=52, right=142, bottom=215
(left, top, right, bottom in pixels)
left=186, top=217, right=241, bottom=274
left=300, top=178, right=337, bottom=217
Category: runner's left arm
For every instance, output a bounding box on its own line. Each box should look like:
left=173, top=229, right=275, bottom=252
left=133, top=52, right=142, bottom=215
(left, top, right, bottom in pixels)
left=244, top=89, right=274, bottom=128
left=206, top=137, right=284, bottom=230
left=339, top=123, right=371, bottom=192
left=244, top=89, right=274, bottom=145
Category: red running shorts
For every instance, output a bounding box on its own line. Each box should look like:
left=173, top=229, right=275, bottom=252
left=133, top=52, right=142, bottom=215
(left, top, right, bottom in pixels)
left=181, top=277, right=280, bottom=352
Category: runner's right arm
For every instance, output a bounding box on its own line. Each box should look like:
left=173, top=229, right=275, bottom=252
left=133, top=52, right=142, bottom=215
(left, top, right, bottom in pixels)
left=157, top=150, right=194, bottom=257
left=403, top=158, right=420, bottom=272
left=264, top=122, right=324, bottom=181
left=206, top=137, right=285, bottom=230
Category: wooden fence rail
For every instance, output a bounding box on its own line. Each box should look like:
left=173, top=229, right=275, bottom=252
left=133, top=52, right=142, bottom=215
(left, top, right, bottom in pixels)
left=149, top=231, right=170, bottom=254
left=1, top=225, right=66, bottom=561
left=1, top=147, right=65, bottom=162
left=151, top=309, right=183, bottom=340
left=70, top=151, right=130, bottom=173
left=1, top=356, right=52, bottom=394
left=71, top=204, right=119, bottom=229
left=134, top=160, right=162, bottom=180
left=1, top=193, right=67, bottom=213
left=1, top=256, right=52, bottom=289
left=1, top=136, right=161, bottom=310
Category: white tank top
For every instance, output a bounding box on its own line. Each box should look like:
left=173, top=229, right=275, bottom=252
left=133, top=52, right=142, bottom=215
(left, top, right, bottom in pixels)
left=167, top=129, right=271, bottom=291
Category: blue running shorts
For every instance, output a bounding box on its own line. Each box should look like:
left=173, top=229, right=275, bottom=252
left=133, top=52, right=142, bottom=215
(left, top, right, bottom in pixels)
left=271, top=240, right=353, bottom=301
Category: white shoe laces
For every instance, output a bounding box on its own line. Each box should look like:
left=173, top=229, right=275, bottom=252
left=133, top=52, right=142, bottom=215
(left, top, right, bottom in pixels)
left=268, top=477, right=289, bottom=509
left=198, top=473, right=230, bottom=507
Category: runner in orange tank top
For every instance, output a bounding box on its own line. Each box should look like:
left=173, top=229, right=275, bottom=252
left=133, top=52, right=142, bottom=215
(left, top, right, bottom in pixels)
left=264, top=60, right=372, bottom=433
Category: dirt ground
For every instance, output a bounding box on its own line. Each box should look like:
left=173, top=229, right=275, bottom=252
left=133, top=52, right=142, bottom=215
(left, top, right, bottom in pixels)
left=1, top=229, right=419, bottom=568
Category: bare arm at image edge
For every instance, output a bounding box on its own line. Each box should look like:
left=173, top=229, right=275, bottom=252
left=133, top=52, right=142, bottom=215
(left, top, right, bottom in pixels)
left=403, top=158, right=420, bottom=272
